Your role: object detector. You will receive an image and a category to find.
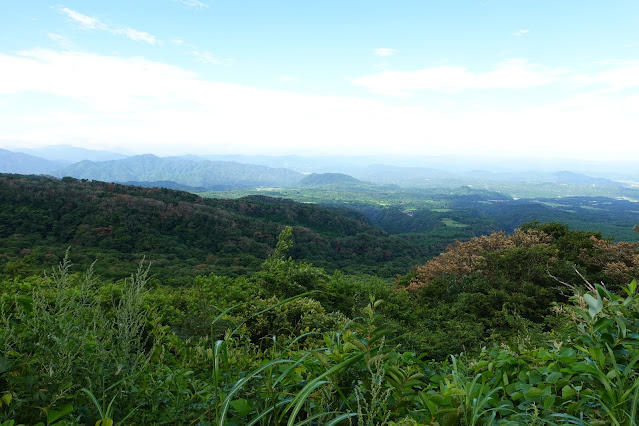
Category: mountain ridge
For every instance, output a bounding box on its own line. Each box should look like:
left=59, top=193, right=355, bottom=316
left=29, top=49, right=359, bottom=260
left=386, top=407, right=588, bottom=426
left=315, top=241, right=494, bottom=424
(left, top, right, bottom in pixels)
left=57, top=154, right=305, bottom=190
left=0, top=148, right=66, bottom=174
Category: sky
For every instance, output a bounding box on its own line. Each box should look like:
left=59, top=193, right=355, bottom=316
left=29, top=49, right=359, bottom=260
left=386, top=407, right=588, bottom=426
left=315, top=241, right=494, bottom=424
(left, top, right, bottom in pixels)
left=1, top=1, right=638, bottom=160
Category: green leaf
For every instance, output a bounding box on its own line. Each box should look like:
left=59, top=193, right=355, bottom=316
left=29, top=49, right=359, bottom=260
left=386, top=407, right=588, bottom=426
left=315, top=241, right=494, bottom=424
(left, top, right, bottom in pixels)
left=528, top=370, right=542, bottom=385
left=230, top=398, right=253, bottom=418
left=593, top=317, right=614, bottom=333
left=588, top=346, right=606, bottom=367
left=614, top=316, right=627, bottom=338
left=583, top=293, right=603, bottom=318
left=47, top=403, right=73, bottom=423
left=441, top=410, right=462, bottom=426
left=546, top=372, right=562, bottom=384
left=0, top=357, right=10, bottom=375
left=524, top=387, right=545, bottom=400
left=562, top=385, right=577, bottom=399
left=0, top=393, right=12, bottom=407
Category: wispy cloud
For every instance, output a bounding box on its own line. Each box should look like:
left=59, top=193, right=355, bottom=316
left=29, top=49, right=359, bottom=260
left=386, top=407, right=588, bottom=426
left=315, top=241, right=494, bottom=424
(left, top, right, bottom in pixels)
left=172, top=0, right=209, bottom=8
left=374, top=48, right=396, bottom=57
left=190, top=49, right=230, bottom=65
left=353, top=59, right=563, bottom=95
left=116, top=28, right=156, bottom=44
left=573, top=60, right=639, bottom=90
left=60, top=8, right=99, bottom=29
left=171, top=38, right=231, bottom=65
left=58, top=7, right=157, bottom=45
left=513, top=29, right=530, bottom=36
left=47, top=33, right=74, bottom=49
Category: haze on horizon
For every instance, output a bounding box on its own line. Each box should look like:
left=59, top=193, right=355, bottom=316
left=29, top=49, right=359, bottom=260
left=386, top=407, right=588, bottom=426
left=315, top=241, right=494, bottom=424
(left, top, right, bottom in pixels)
left=1, top=1, right=638, bottom=162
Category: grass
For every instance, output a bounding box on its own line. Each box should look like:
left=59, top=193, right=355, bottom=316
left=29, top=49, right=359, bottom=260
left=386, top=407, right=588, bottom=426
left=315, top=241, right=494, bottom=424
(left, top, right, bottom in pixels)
left=441, top=218, right=468, bottom=228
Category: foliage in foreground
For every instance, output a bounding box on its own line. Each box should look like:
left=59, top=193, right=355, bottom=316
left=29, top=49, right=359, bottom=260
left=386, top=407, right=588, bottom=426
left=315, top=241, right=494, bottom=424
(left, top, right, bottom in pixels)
left=1, top=251, right=639, bottom=424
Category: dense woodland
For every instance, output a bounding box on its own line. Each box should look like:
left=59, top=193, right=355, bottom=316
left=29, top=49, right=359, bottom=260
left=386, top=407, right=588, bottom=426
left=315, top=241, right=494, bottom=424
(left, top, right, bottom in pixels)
left=0, top=175, right=431, bottom=281
left=1, top=174, right=639, bottom=425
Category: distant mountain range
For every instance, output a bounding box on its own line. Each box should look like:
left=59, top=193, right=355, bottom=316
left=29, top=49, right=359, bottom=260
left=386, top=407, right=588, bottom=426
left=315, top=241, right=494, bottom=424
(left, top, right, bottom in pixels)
left=12, top=145, right=130, bottom=163
left=57, top=154, right=304, bottom=190
left=0, top=148, right=66, bottom=174
left=0, top=145, right=632, bottom=191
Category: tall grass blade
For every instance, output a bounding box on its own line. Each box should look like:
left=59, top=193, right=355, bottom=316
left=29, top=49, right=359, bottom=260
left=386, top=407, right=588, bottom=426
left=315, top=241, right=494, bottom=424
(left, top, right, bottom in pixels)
left=218, top=359, right=294, bottom=426
left=291, top=410, right=350, bottom=426
left=285, top=380, right=331, bottom=426
left=324, top=412, right=358, bottom=426
left=281, top=347, right=373, bottom=425
left=246, top=399, right=292, bottom=426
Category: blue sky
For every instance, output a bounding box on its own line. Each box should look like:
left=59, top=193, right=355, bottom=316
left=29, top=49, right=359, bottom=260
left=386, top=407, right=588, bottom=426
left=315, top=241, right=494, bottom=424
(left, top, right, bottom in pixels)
left=1, top=1, right=638, bottom=160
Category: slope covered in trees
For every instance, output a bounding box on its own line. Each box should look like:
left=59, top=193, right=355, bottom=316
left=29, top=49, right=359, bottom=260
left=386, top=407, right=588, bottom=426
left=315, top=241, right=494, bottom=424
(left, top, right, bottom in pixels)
left=399, top=222, right=639, bottom=358
left=297, top=172, right=364, bottom=187
left=0, top=174, right=430, bottom=281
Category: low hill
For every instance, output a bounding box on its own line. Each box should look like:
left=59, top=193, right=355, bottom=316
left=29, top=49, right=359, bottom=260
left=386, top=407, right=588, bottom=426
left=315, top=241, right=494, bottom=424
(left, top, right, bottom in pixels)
left=298, top=173, right=363, bottom=187
left=57, top=154, right=305, bottom=189
left=0, top=174, right=429, bottom=281
left=352, top=164, right=461, bottom=187
left=119, top=180, right=207, bottom=191
left=553, top=171, right=624, bottom=186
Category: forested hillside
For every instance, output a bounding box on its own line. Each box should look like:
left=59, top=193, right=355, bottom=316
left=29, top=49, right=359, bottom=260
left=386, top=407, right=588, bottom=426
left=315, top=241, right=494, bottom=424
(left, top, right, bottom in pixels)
left=0, top=174, right=430, bottom=281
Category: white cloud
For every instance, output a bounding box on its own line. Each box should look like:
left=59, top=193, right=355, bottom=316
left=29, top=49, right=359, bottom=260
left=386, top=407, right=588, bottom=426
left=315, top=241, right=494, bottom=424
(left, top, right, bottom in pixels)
left=374, top=48, right=396, bottom=57
left=60, top=8, right=99, bottom=29
left=589, top=61, right=639, bottom=90
left=115, top=28, right=157, bottom=45
left=513, top=29, right=530, bottom=36
left=190, top=49, right=230, bottom=65
left=173, top=0, right=209, bottom=8
left=58, top=7, right=157, bottom=45
left=47, top=33, right=73, bottom=49
left=0, top=48, right=638, bottom=161
left=172, top=38, right=231, bottom=65
left=0, top=48, right=440, bottom=154
left=352, top=59, right=562, bottom=95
